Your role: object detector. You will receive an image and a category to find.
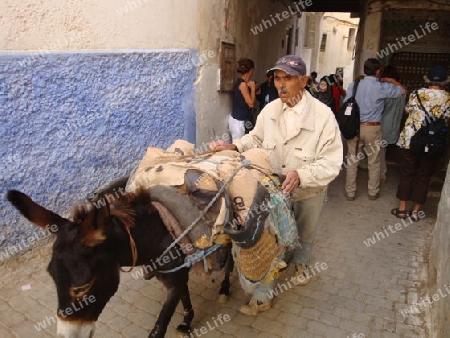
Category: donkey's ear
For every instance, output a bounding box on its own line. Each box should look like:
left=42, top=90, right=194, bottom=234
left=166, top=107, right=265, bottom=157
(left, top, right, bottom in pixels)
left=7, top=190, right=65, bottom=234
left=80, top=202, right=110, bottom=247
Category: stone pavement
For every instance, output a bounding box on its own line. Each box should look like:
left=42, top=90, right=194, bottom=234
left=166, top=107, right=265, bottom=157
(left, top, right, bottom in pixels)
left=0, top=163, right=441, bottom=338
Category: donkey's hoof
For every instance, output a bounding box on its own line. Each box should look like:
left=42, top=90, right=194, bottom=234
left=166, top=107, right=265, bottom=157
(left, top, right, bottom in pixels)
left=218, top=294, right=229, bottom=303
left=176, top=323, right=192, bottom=333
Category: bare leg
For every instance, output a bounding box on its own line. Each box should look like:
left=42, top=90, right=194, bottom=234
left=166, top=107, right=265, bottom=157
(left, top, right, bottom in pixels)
left=410, top=203, right=423, bottom=222
left=399, top=200, right=407, bottom=211
left=412, top=203, right=422, bottom=212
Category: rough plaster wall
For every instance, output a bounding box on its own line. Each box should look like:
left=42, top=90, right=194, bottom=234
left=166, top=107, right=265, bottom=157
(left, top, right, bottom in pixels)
left=0, top=0, right=300, bottom=152
left=430, top=163, right=450, bottom=338
left=0, top=0, right=203, bottom=253
left=194, top=0, right=255, bottom=145
left=0, top=51, right=195, bottom=252
left=358, top=11, right=382, bottom=75
left=193, top=0, right=229, bottom=145
left=194, top=0, right=292, bottom=145
left=252, top=2, right=299, bottom=82
left=0, top=0, right=199, bottom=50
left=1, top=1, right=92, bottom=50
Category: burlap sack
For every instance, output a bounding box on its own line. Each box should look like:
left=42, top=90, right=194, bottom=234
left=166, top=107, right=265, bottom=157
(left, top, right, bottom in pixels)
left=127, top=141, right=276, bottom=243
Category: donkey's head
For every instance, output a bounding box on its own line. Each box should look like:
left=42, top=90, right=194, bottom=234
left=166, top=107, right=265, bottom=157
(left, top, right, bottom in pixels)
left=7, top=190, right=124, bottom=337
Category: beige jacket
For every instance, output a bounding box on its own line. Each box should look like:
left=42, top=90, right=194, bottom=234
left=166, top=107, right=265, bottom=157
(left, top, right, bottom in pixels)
left=234, top=91, right=343, bottom=201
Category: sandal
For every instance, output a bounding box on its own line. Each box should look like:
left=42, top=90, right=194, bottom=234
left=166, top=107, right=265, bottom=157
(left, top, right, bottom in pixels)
left=391, top=208, right=408, bottom=219
left=410, top=211, right=420, bottom=222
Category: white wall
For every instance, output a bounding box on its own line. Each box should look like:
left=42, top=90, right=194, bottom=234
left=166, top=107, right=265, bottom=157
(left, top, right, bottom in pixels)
left=0, top=0, right=200, bottom=50
left=298, top=12, right=324, bottom=76
left=317, top=12, right=359, bottom=86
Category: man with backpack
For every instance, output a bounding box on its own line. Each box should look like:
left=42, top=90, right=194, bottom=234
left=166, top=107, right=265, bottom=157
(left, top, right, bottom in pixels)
left=344, top=58, right=406, bottom=201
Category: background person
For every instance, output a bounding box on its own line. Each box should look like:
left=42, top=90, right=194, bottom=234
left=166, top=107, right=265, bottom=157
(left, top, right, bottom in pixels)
left=392, top=65, right=450, bottom=221
left=344, top=58, right=406, bottom=201
left=256, top=69, right=279, bottom=111
left=305, top=76, right=318, bottom=95
left=314, top=76, right=336, bottom=114
left=310, top=71, right=319, bottom=87
left=211, top=55, right=343, bottom=315
left=329, top=74, right=346, bottom=113
left=229, top=58, right=256, bottom=142
left=379, top=65, right=406, bottom=183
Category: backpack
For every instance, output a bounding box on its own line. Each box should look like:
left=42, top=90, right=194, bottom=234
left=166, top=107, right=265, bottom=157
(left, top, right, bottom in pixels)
left=409, top=90, right=448, bottom=157
left=336, top=80, right=360, bottom=140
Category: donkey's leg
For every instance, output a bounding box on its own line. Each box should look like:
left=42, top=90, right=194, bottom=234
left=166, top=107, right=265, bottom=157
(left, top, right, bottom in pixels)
left=176, top=282, right=194, bottom=333
left=218, top=247, right=234, bottom=303
left=150, top=269, right=188, bottom=338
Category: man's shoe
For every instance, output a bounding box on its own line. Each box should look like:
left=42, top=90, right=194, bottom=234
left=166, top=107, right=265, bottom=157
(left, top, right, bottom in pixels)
left=346, top=195, right=355, bottom=201
left=368, top=193, right=380, bottom=200
left=239, top=299, right=271, bottom=316
left=294, top=264, right=312, bottom=286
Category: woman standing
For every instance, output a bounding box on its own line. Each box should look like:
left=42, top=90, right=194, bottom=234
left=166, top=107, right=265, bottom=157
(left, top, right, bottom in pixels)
left=229, top=58, right=256, bottom=142
left=392, top=65, right=449, bottom=221
left=314, top=76, right=336, bottom=114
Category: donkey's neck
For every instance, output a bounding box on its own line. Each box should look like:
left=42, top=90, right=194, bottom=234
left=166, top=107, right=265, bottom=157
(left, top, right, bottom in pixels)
left=112, top=210, right=175, bottom=268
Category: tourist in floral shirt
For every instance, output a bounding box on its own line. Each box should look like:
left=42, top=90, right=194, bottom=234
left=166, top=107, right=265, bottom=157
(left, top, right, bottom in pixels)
left=392, top=66, right=450, bottom=222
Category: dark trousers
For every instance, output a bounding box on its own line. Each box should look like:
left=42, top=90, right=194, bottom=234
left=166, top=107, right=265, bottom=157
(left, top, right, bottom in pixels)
left=396, top=148, right=440, bottom=205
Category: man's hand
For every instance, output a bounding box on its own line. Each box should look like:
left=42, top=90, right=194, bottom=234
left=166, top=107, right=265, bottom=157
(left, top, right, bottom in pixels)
left=209, top=140, right=238, bottom=152
left=281, top=170, right=300, bottom=195
left=381, top=77, right=407, bottom=95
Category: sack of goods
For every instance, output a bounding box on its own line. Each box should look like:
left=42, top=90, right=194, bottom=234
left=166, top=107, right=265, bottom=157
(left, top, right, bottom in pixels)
left=126, top=140, right=299, bottom=282
left=409, top=91, right=448, bottom=157
left=336, top=80, right=361, bottom=140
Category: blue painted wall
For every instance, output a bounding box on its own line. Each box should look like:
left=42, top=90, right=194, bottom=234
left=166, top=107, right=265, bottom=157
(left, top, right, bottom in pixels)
left=0, top=50, right=196, bottom=254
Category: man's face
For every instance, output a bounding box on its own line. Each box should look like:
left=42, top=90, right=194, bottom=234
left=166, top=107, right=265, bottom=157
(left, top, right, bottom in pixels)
left=274, top=70, right=307, bottom=106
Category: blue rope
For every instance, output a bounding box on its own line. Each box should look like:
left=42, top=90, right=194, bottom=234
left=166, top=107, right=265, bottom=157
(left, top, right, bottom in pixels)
left=158, top=243, right=221, bottom=274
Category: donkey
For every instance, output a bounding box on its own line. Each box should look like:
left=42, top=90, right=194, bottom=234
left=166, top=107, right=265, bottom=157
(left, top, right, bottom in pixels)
left=7, top=185, right=233, bottom=338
